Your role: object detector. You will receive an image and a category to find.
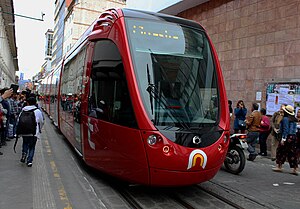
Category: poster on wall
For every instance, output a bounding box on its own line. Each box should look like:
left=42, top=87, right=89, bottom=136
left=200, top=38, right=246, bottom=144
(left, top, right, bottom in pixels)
left=266, top=82, right=300, bottom=116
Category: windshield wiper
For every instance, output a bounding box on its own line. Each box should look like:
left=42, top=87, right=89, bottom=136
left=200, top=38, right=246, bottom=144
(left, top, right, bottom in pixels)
left=146, top=64, right=154, bottom=115
left=146, top=73, right=189, bottom=130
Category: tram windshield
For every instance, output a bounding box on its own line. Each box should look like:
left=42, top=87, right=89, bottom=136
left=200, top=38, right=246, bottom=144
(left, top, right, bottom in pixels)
left=126, top=18, right=219, bottom=131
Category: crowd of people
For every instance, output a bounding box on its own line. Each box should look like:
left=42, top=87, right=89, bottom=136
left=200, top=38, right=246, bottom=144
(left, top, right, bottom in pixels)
left=0, top=88, right=20, bottom=154
left=0, top=88, right=44, bottom=167
left=230, top=100, right=300, bottom=176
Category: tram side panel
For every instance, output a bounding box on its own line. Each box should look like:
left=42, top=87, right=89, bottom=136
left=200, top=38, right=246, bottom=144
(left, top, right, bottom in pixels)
left=45, top=75, right=51, bottom=114
left=52, top=67, right=62, bottom=126
left=48, top=72, right=54, bottom=118
left=80, top=34, right=150, bottom=184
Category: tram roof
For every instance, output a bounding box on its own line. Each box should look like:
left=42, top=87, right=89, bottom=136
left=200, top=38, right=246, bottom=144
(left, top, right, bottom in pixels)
left=121, top=8, right=204, bottom=31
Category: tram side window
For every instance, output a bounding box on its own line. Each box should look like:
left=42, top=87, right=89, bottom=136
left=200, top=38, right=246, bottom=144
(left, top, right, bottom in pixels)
left=61, top=47, right=86, bottom=113
left=89, top=40, right=137, bottom=128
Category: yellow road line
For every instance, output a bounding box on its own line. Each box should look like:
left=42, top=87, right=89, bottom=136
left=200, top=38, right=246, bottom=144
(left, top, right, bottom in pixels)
left=46, top=138, right=73, bottom=209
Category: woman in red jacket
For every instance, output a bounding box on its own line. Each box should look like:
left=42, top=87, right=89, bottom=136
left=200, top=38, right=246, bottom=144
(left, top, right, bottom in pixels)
left=258, top=108, right=271, bottom=156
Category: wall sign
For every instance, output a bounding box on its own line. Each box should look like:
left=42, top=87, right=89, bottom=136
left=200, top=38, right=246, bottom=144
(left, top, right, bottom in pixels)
left=266, top=82, right=300, bottom=116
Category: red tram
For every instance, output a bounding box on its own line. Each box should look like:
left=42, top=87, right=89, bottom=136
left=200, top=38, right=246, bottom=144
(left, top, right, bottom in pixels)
left=39, top=8, right=230, bottom=186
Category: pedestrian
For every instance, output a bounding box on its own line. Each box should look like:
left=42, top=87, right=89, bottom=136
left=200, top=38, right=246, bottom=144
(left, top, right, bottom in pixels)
left=270, top=104, right=285, bottom=161
left=0, top=100, right=8, bottom=149
left=8, top=93, right=19, bottom=139
left=0, top=88, right=11, bottom=145
left=296, top=108, right=300, bottom=164
left=228, top=100, right=233, bottom=118
left=0, top=103, right=6, bottom=155
left=0, top=88, right=13, bottom=103
left=258, top=108, right=271, bottom=156
left=234, top=100, right=247, bottom=133
left=17, top=97, right=44, bottom=167
left=0, top=88, right=13, bottom=155
left=245, top=103, right=262, bottom=161
left=17, top=94, right=26, bottom=113
left=272, top=105, right=298, bottom=175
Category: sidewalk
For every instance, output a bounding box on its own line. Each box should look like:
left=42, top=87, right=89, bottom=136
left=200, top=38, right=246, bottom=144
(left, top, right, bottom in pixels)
left=0, top=136, right=56, bottom=209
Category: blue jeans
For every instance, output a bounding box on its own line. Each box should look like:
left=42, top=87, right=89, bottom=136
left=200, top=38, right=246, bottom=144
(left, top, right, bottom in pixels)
left=246, top=131, right=259, bottom=155
left=9, top=115, right=17, bottom=136
left=22, top=136, right=37, bottom=163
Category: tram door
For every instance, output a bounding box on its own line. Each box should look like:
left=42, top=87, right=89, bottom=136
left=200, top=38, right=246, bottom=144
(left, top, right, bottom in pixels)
left=60, top=46, right=87, bottom=153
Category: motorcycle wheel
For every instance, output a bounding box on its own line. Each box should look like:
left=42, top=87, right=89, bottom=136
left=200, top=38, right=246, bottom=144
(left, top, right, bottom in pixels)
left=224, top=146, right=246, bottom=175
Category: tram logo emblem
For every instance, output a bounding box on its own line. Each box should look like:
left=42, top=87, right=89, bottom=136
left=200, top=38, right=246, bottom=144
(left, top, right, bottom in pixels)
left=187, top=150, right=207, bottom=170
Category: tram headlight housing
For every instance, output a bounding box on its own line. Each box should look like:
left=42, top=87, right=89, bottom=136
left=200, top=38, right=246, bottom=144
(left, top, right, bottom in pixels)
left=223, top=135, right=228, bottom=143
left=147, top=135, right=157, bottom=145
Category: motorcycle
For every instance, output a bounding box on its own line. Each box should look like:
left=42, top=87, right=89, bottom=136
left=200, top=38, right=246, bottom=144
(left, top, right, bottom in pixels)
left=224, top=133, right=248, bottom=174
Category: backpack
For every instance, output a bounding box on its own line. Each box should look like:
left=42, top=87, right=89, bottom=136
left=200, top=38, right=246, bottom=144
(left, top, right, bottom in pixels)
left=16, top=108, right=38, bottom=135
left=14, top=108, right=37, bottom=153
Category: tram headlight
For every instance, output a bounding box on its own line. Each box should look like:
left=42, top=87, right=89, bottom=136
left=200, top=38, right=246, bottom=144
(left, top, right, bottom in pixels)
left=223, top=135, right=228, bottom=143
left=147, top=135, right=157, bottom=145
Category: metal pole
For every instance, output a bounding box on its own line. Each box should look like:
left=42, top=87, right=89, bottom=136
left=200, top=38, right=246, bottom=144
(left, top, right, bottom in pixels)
left=0, top=10, right=44, bottom=21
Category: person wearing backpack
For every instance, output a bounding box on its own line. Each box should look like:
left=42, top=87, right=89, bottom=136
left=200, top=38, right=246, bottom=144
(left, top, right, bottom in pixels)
left=270, top=104, right=285, bottom=161
left=16, top=97, right=44, bottom=167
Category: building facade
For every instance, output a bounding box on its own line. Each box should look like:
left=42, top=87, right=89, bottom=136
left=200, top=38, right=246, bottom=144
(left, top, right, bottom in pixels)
left=0, top=0, right=18, bottom=88
left=126, top=0, right=300, bottom=111
left=52, top=0, right=66, bottom=69
left=51, top=0, right=126, bottom=70
left=178, top=0, right=300, bottom=110
left=45, top=29, right=53, bottom=73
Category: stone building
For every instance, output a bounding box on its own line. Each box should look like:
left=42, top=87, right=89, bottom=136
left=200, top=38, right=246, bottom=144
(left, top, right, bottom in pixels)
left=0, top=0, right=18, bottom=88
left=179, top=0, right=300, bottom=110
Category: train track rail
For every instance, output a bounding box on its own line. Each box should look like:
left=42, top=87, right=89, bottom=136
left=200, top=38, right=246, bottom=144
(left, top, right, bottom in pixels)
left=200, top=180, right=278, bottom=209
left=114, top=186, right=143, bottom=209
left=195, top=185, right=245, bottom=209
left=110, top=182, right=270, bottom=209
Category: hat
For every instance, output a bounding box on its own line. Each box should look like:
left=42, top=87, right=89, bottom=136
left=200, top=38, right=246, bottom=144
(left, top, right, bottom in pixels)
left=282, top=105, right=295, bottom=116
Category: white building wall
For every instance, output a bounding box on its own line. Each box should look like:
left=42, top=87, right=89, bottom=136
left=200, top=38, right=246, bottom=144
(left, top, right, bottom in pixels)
left=126, top=0, right=180, bottom=12
left=126, top=0, right=182, bottom=12
left=126, top=0, right=209, bottom=15
left=0, top=14, right=15, bottom=88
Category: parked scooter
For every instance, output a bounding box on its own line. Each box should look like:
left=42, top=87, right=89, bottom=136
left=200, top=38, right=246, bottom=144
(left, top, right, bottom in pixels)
left=224, top=133, right=248, bottom=174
